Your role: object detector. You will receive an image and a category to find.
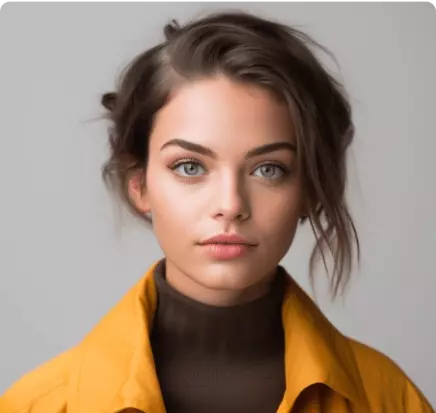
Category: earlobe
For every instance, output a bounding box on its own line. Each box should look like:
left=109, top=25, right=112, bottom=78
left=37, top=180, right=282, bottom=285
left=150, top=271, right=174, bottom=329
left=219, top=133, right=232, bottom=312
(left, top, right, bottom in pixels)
left=128, top=172, right=151, bottom=214
left=300, top=198, right=309, bottom=219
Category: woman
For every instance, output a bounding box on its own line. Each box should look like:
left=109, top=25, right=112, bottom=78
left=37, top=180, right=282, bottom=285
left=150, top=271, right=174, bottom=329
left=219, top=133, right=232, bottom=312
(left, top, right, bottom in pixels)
left=0, top=11, right=433, bottom=413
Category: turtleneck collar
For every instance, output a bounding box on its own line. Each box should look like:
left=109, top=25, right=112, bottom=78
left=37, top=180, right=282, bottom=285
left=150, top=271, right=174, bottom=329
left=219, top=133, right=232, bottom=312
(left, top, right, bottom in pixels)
left=150, top=258, right=287, bottom=360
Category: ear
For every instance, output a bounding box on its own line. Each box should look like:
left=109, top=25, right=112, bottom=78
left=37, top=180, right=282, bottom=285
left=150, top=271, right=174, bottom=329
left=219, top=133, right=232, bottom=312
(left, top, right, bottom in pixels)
left=300, top=194, right=310, bottom=219
left=127, top=171, right=151, bottom=214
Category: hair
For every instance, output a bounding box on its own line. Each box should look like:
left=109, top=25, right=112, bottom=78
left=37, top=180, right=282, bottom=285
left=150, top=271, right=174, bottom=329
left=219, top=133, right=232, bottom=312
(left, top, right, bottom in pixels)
left=100, top=11, right=359, bottom=299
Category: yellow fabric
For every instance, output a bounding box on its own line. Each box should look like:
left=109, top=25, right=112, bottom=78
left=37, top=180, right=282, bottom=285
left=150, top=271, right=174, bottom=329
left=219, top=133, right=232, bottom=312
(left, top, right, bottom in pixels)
left=1, top=261, right=433, bottom=413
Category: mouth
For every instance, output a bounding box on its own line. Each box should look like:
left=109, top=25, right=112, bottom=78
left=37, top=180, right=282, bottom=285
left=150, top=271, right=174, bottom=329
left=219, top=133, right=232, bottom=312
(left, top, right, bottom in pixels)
left=197, top=233, right=258, bottom=260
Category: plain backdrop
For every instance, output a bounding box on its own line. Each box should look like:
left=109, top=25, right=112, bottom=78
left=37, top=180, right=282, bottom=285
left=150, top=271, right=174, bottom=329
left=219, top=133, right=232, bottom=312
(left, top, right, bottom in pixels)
left=0, top=2, right=435, bottom=405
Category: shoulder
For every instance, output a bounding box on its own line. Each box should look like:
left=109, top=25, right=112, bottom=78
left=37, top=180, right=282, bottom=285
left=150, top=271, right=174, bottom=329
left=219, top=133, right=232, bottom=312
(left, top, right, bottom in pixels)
left=347, top=337, right=434, bottom=412
left=0, top=346, right=79, bottom=413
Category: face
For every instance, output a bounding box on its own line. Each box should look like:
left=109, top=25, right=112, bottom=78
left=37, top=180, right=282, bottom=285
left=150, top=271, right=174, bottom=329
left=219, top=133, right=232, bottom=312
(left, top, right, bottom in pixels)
left=129, top=76, right=305, bottom=306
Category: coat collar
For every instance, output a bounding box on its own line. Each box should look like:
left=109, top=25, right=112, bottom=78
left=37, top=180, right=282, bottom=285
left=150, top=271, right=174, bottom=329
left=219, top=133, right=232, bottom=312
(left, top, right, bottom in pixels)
left=67, top=260, right=369, bottom=413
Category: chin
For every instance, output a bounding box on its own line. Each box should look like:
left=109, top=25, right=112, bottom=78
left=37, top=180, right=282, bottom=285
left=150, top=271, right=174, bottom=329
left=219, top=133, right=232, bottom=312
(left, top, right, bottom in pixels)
left=195, top=261, right=263, bottom=291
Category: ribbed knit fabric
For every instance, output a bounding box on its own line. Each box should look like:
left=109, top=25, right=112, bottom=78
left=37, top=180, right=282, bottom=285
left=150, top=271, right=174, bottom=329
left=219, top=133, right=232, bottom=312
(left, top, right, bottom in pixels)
left=149, top=259, right=287, bottom=413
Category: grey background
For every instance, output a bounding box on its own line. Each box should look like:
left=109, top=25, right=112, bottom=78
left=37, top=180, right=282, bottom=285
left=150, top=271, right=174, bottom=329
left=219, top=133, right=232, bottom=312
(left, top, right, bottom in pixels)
left=0, top=2, right=435, bottom=405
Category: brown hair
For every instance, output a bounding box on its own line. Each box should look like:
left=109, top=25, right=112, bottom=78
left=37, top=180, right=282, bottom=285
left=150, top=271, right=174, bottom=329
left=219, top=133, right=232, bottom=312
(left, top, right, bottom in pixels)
left=101, top=11, right=359, bottom=299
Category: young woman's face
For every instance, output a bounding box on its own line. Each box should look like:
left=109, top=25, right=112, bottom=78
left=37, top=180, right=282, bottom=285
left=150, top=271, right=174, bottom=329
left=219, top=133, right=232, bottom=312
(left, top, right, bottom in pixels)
left=130, top=76, right=305, bottom=305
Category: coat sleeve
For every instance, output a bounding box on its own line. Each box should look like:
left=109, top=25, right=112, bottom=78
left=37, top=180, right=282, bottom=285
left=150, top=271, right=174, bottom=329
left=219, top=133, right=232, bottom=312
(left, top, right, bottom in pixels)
left=403, top=378, right=435, bottom=413
left=0, top=383, right=67, bottom=413
left=0, top=348, right=76, bottom=413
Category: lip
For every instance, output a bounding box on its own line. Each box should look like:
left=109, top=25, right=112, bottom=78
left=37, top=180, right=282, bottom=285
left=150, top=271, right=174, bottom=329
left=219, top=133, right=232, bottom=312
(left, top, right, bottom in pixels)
left=200, top=243, right=253, bottom=260
left=197, top=233, right=257, bottom=261
left=198, top=233, right=257, bottom=246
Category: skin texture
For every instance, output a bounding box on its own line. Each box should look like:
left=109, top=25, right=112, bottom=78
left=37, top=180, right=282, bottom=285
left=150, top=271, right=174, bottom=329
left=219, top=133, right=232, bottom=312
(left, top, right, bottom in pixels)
left=129, top=76, right=305, bottom=306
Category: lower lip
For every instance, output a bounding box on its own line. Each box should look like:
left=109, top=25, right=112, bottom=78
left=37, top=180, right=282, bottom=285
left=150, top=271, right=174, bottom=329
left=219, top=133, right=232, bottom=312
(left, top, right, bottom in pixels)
left=200, top=243, right=255, bottom=260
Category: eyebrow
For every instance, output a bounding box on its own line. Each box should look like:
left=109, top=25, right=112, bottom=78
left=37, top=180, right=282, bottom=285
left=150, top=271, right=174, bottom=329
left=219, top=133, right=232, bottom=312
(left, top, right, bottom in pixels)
left=160, top=138, right=296, bottom=159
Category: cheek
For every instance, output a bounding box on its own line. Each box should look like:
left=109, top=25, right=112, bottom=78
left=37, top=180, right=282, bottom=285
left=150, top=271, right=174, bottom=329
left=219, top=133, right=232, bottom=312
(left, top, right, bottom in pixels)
left=146, top=170, right=199, bottom=238
left=255, top=188, right=302, bottom=240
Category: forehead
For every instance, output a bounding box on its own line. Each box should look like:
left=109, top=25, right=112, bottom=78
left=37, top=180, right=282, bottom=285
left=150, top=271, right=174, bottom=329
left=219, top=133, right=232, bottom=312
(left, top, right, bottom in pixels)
left=150, top=76, right=295, bottom=150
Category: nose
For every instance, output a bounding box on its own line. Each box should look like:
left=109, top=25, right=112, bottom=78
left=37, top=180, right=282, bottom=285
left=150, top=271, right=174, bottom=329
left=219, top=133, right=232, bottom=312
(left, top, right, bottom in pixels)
left=211, top=172, right=251, bottom=223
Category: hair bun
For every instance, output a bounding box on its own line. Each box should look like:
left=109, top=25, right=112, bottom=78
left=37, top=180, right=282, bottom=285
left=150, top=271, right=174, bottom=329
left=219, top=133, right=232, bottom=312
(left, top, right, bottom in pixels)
left=101, top=92, right=117, bottom=112
left=164, top=19, right=181, bottom=40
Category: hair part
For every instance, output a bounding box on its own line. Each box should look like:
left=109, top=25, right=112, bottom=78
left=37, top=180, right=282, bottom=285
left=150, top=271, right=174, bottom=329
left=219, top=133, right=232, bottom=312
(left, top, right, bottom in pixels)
left=101, top=11, right=360, bottom=299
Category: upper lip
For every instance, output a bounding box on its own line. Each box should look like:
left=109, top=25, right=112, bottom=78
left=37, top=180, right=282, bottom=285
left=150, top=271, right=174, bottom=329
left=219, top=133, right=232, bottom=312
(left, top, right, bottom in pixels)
left=199, top=233, right=257, bottom=246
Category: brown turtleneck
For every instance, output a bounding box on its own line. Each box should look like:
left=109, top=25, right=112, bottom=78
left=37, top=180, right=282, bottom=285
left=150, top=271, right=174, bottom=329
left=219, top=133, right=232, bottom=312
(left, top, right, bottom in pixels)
left=149, top=259, right=287, bottom=413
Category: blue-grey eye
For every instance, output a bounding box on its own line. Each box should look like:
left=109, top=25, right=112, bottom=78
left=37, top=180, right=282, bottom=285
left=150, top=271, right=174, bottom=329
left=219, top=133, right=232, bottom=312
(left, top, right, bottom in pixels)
left=253, top=164, right=285, bottom=179
left=174, top=162, right=205, bottom=177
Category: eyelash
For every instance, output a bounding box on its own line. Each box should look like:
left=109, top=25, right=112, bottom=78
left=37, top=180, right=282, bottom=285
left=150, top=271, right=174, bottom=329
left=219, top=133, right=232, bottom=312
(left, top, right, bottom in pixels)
left=168, top=157, right=291, bottom=180
left=169, top=157, right=200, bottom=169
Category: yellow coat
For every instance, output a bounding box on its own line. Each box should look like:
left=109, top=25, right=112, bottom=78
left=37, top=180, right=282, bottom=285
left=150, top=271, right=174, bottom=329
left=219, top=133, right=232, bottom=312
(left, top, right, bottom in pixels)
left=0, top=261, right=433, bottom=413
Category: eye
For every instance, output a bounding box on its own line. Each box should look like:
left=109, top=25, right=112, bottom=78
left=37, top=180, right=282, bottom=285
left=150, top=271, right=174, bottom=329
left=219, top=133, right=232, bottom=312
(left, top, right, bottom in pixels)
left=253, top=163, right=287, bottom=180
left=170, top=160, right=206, bottom=177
